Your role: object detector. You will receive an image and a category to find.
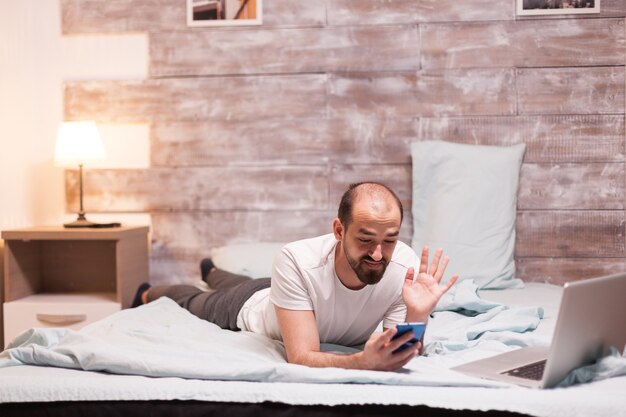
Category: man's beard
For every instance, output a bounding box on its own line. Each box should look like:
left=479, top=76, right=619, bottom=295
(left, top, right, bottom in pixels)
left=343, top=242, right=389, bottom=285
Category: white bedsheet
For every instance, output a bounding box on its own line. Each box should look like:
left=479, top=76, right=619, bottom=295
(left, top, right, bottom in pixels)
left=1, top=283, right=625, bottom=417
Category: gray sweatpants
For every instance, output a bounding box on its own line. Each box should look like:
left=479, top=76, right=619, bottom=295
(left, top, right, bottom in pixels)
left=147, top=269, right=271, bottom=331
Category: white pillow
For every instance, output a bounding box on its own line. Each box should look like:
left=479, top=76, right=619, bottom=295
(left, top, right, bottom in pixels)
left=210, top=242, right=286, bottom=278
left=411, top=140, right=526, bottom=289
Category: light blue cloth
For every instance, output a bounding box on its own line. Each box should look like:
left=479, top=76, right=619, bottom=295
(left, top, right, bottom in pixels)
left=558, top=347, right=626, bottom=387
left=426, top=280, right=544, bottom=355
left=435, top=279, right=504, bottom=314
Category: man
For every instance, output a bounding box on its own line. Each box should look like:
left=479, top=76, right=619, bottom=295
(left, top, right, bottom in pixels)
left=135, top=182, right=458, bottom=371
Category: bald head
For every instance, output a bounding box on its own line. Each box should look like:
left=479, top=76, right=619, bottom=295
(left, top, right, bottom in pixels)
left=337, top=182, right=403, bottom=229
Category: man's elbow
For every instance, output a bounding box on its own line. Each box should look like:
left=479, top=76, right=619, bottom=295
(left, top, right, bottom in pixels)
left=284, top=350, right=311, bottom=366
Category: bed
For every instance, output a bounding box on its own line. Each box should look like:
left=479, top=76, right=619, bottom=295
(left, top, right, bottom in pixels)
left=1, top=281, right=625, bottom=417
left=2, top=141, right=626, bottom=417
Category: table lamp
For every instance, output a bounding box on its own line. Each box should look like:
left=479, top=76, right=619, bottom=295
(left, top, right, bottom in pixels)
left=55, top=121, right=118, bottom=228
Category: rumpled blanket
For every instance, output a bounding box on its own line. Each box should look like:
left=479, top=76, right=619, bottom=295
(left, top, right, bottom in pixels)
left=0, top=297, right=500, bottom=387
left=558, top=347, right=626, bottom=387
left=3, top=279, right=617, bottom=388
left=426, top=280, right=545, bottom=355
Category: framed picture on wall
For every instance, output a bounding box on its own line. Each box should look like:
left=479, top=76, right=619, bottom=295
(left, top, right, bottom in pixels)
left=187, top=0, right=262, bottom=27
left=517, top=0, right=600, bottom=15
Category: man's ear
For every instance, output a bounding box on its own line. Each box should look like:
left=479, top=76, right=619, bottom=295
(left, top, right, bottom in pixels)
left=332, top=218, right=344, bottom=241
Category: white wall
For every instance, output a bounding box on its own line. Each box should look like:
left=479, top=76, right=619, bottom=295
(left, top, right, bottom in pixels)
left=0, top=0, right=65, bottom=229
left=0, top=0, right=150, bottom=347
left=0, top=0, right=150, bottom=231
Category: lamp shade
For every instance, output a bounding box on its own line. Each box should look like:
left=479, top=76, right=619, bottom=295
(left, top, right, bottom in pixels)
left=54, top=121, right=105, bottom=167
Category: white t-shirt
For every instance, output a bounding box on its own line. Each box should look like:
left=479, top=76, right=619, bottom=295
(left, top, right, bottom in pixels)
left=236, top=234, right=419, bottom=346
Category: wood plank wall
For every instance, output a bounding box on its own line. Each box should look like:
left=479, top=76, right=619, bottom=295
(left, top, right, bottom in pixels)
left=61, top=0, right=626, bottom=286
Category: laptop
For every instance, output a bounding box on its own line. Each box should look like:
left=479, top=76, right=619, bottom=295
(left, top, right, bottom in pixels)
left=452, top=272, right=626, bottom=388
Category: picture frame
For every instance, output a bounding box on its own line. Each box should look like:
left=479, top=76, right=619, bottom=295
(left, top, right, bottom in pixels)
left=517, top=0, right=600, bottom=15
left=187, top=0, right=262, bottom=27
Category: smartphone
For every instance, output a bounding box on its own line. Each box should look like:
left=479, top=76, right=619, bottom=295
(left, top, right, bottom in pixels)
left=391, top=322, right=426, bottom=353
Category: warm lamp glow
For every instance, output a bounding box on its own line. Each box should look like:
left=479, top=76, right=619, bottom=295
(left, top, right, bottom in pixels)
left=55, top=121, right=105, bottom=166
left=55, top=120, right=118, bottom=228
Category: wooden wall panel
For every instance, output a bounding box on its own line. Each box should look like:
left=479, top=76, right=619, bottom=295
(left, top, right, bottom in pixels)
left=328, top=0, right=514, bottom=25
left=65, top=75, right=327, bottom=122
left=152, top=116, right=626, bottom=167
left=421, top=19, right=624, bottom=69
left=518, top=163, right=624, bottom=210
left=68, top=69, right=521, bottom=121
left=516, top=258, right=626, bottom=285
left=60, top=1, right=626, bottom=285
left=328, top=70, right=517, bottom=117
left=66, top=167, right=329, bottom=211
left=327, top=162, right=625, bottom=211
left=61, top=0, right=186, bottom=33
left=151, top=118, right=419, bottom=166
left=515, top=211, right=625, bottom=258
left=61, top=0, right=326, bottom=33
left=67, top=164, right=624, bottom=256
left=151, top=211, right=334, bottom=254
left=62, top=0, right=625, bottom=34
left=261, top=0, right=327, bottom=27
left=419, top=115, right=625, bottom=163
left=517, top=67, right=625, bottom=115
left=150, top=26, right=420, bottom=77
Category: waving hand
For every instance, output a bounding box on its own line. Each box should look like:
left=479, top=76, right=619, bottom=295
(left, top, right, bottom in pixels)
left=402, top=247, right=458, bottom=322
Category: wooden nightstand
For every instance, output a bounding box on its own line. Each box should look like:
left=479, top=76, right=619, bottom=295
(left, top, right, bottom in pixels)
left=2, top=226, right=149, bottom=347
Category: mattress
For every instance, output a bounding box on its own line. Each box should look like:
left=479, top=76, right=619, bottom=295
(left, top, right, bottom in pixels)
left=1, top=283, right=625, bottom=417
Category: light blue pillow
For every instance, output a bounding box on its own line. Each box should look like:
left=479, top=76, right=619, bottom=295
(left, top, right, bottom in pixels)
left=411, top=140, right=526, bottom=289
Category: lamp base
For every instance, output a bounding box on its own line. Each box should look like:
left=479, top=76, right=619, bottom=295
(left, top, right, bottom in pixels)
left=64, top=214, right=121, bottom=229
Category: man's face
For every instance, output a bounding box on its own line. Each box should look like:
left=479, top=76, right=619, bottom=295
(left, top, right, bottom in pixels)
left=340, top=202, right=401, bottom=286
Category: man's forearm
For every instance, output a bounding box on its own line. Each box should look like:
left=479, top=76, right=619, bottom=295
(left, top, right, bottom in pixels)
left=283, top=328, right=420, bottom=371
left=287, top=349, right=366, bottom=370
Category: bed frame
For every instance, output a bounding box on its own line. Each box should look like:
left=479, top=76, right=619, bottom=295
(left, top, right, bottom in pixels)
left=0, top=400, right=532, bottom=417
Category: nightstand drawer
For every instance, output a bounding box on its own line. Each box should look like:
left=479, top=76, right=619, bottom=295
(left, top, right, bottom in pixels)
left=3, top=293, right=120, bottom=346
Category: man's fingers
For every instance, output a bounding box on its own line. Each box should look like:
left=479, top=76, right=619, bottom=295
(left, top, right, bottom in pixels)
left=419, top=246, right=429, bottom=274
left=428, top=248, right=443, bottom=276
left=387, top=330, right=416, bottom=353
left=443, top=274, right=459, bottom=293
left=378, top=326, right=401, bottom=349
left=404, top=267, right=415, bottom=283
left=434, top=256, right=449, bottom=282
left=389, top=343, right=420, bottom=368
left=365, top=329, right=420, bottom=371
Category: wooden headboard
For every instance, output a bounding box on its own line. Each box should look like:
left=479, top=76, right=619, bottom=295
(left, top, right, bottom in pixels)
left=61, top=0, right=625, bottom=286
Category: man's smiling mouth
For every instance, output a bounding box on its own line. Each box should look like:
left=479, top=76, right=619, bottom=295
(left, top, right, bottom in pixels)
left=363, top=259, right=383, bottom=268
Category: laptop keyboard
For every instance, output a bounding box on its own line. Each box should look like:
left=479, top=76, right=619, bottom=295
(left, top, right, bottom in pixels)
left=503, top=359, right=547, bottom=381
